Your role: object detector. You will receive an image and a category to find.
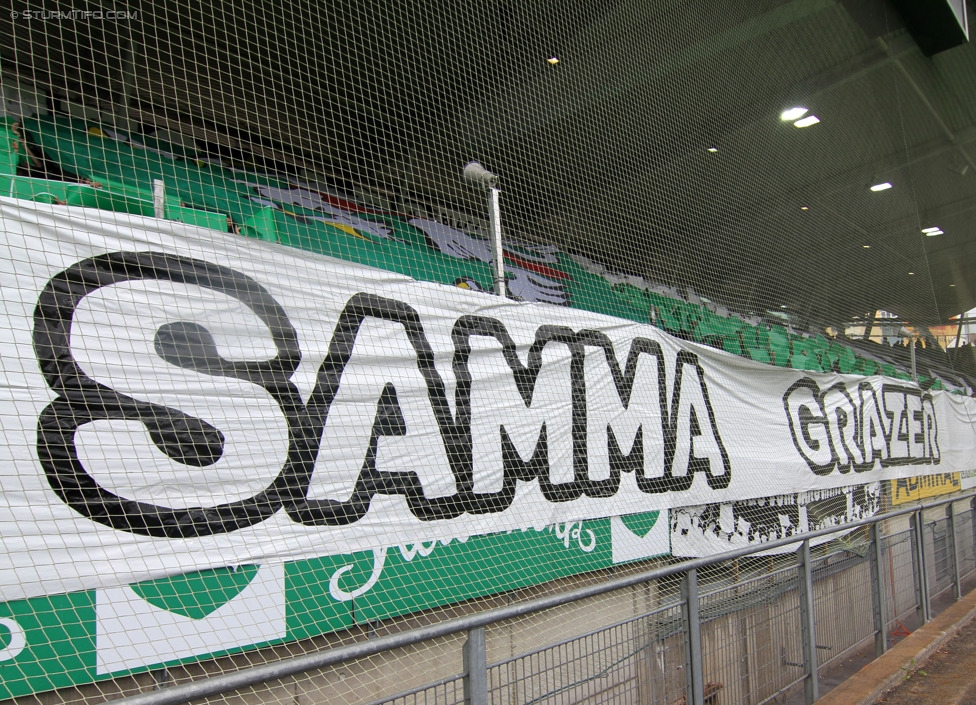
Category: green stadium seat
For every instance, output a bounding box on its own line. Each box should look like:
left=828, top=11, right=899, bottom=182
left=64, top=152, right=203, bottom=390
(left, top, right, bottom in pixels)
left=740, top=325, right=760, bottom=349
left=676, top=301, right=702, bottom=335
left=611, top=283, right=645, bottom=307
left=644, top=291, right=672, bottom=311
left=746, top=347, right=771, bottom=364
left=832, top=343, right=857, bottom=374
left=811, top=334, right=830, bottom=349
left=692, top=309, right=722, bottom=341
left=791, top=349, right=824, bottom=372
left=767, top=324, right=789, bottom=345
left=790, top=337, right=809, bottom=358
left=756, top=324, right=771, bottom=349
left=694, top=311, right=735, bottom=347
left=793, top=339, right=829, bottom=372
left=722, top=335, right=744, bottom=356
left=1, top=174, right=99, bottom=207
left=697, top=316, right=744, bottom=355
left=0, top=118, right=24, bottom=177
left=854, top=359, right=881, bottom=376
left=767, top=325, right=791, bottom=365
left=821, top=349, right=839, bottom=371
left=719, top=315, right=743, bottom=338
left=165, top=203, right=228, bottom=231
left=654, top=304, right=683, bottom=334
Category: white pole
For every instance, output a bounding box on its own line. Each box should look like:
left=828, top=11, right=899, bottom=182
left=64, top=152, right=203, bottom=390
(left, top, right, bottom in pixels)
left=463, top=161, right=504, bottom=297
left=153, top=179, right=166, bottom=219
left=489, top=186, right=505, bottom=297
left=911, top=336, right=918, bottom=384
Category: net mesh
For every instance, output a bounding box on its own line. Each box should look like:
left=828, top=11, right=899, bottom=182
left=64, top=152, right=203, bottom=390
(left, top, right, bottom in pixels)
left=1, top=1, right=976, bottom=704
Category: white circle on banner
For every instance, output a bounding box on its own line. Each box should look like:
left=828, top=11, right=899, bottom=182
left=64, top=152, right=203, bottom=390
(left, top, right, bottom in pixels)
left=0, top=618, right=26, bottom=662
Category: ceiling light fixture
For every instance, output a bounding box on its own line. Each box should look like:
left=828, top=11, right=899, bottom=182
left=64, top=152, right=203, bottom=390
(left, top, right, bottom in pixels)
left=547, top=56, right=560, bottom=65
left=870, top=182, right=893, bottom=192
left=800, top=206, right=809, bottom=210
left=862, top=244, right=871, bottom=248
left=707, top=147, right=718, bottom=153
left=781, top=107, right=808, bottom=121
left=926, top=229, right=944, bottom=236
left=908, top=272, right=915, bottom=275
left=921, top=226, right=941, bottom=233
left=793, top=115, right=820, bottom=128
left=950, top=284, right=956, bottom=287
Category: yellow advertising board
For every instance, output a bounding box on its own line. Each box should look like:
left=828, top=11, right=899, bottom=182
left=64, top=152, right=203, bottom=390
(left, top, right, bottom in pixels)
left=890, top=473, right=961, bottom=506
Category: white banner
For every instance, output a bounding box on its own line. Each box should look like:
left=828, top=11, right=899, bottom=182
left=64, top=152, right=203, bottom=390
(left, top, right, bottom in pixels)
left=962, top=469, right=976, bottom=490
left=2, top=199, right=975, bottom=601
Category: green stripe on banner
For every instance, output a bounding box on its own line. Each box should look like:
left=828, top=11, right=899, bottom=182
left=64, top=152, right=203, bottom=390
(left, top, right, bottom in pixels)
left=0, top=592, right=96, bottom=699
left=347, top=520, right=612, bottom=624
left=0, top=512, right=668, bottom=699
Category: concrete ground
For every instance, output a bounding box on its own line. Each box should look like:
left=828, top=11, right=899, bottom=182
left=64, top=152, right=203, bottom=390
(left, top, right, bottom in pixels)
left=873, top=617, right=976, bottom=705
left=815, top=588, right=976, bottom=705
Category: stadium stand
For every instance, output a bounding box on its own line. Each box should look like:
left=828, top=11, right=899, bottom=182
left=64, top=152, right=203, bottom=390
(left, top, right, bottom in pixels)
left=2, top=109, right=973, bottom=393
left=3, top=4, right=976, bottom=705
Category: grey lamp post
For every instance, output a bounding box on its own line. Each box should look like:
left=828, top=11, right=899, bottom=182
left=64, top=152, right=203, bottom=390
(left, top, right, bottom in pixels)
left=463, top=161, right=505, bottom=297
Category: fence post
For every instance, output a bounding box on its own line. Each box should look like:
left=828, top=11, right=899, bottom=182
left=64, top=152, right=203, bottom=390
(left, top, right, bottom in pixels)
left=947, top=502, right=962, bottom=601
left=971, top=497, right=976, bottom=579
left=911, top=510, right=932, bottom=624
left=797, top=540, right=819, bottom=704
left=869, top=522, right=888, bottom=657
left=463, top=627, right=488, bottom=705
left=681, top=568, right=704, bottom=705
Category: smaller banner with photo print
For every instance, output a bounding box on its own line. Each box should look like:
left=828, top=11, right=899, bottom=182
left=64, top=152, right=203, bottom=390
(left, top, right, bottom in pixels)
left=670, top=483, right=883, bottom=557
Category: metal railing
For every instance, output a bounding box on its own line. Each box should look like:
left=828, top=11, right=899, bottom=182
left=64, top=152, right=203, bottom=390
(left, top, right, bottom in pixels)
left=107, top=492, right=976, bottom=705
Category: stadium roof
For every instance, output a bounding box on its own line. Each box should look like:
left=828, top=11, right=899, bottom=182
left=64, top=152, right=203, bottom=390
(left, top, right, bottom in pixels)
left=3, top=0, right=975, bottom=328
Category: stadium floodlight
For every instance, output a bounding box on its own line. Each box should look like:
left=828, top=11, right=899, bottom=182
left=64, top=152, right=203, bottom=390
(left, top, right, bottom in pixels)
left=463, top=161, right=505, bottom=297
left=780, top=107, right=808, bottom=121
left=463, top=160, right=499, bottom=189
